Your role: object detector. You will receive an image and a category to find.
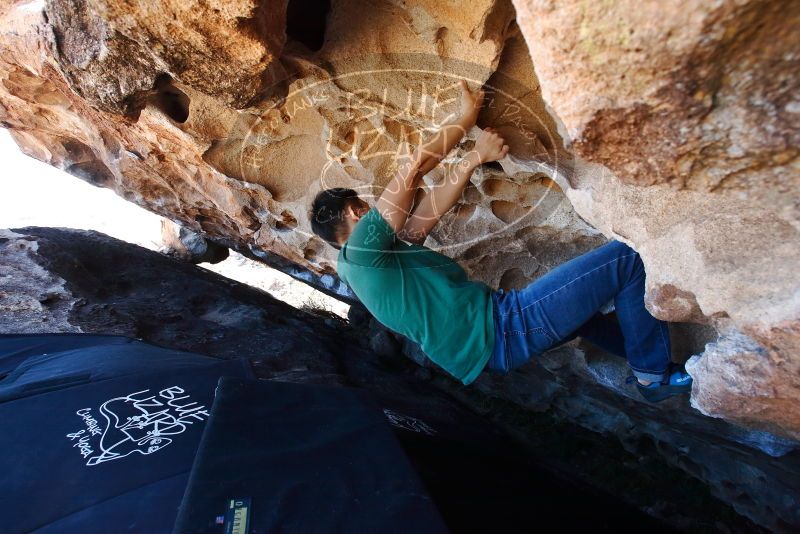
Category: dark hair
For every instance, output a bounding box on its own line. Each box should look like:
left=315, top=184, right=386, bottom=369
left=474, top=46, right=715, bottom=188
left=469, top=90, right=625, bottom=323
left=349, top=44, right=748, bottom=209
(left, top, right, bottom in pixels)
left=310, top=188, right=360, bottom=249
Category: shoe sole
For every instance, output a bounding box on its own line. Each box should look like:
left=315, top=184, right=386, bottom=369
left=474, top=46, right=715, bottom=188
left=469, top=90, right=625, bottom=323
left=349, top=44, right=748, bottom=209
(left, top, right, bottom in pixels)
left=637, top=383, right=692, bottom=403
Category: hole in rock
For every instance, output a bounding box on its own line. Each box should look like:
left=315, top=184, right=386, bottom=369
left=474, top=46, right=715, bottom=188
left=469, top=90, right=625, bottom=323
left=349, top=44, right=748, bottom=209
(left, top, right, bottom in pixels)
left=490, top=200, right=529, bottom=224
left=452, top=203, right=476, bottom=222
left=482, top=178, right=519, bottom=199
left=286, top=0, right=330, bottom=52
left=462, top=183, right=483, bottom=204
left=499, top=268, right=528, bottom=291
left=461, top=241, right=488, bottom=262
left=303, top=237, right=325, bottom=260
left=536, top=175, right=561, bottom=192
left=152, top=74, right=190, bottom=123
left=66, top=160, right=115, bottom=188
left=482, top=160, right=504, bottom=172
left=99, top=131, right=121, bottom=156
left=319, top=263, right=336, bottom=275
left=38, top=294, right=58, bottom=306
left=275, top=210, right=298, bottom=231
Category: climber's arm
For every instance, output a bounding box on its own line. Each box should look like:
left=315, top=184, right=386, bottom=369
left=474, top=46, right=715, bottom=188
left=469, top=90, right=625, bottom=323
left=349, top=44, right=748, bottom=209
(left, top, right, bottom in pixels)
left=397, top=156, right=480, bottom=245
left=374, top=155, right=425, bottom=235
left=400, top=128, right=509, bottom=245
left=375, top=80, right=483, bottom=234
left=413, top=80, right=484, bottom=175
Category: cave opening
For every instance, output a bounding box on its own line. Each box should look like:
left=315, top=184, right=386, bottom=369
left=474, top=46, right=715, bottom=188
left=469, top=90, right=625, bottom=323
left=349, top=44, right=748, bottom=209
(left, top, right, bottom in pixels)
left=482, top=160, right=504, bottom=172
left=152, top=73, right=190, bottom=123
left=286, top=0, right=330, bottom=52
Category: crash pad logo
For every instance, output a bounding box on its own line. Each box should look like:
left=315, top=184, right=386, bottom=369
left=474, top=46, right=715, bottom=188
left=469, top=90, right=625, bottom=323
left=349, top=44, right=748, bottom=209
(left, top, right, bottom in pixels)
left=66, top=386, right=209, bottom=466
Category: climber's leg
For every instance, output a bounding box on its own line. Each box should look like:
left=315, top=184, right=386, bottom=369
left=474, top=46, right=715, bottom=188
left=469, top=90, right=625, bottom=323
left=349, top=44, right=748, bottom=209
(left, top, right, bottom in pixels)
left=489, top=240, right=671, bottom=382
left=553, top=312, right=627, bottom=359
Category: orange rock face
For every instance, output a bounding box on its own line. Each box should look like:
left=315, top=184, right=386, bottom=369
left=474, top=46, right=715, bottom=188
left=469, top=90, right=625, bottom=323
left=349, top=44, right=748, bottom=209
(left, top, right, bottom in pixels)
left=512, top=0, right=800, bottom=439
left=47, top=0, right=287, bottom=112
left=0, top=0, right=798, bottom=440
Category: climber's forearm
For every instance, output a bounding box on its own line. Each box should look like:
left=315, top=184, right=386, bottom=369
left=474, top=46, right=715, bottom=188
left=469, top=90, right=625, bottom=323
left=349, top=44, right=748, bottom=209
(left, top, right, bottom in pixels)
left=399, top=152, right=481, bottom=244
left=376, top=155, right=425, bottom=234
left=413, top=114, right=475, bottom=175
left=377, top=116, right=473, bottom=234
left=420, top=152, right=481, bottom=219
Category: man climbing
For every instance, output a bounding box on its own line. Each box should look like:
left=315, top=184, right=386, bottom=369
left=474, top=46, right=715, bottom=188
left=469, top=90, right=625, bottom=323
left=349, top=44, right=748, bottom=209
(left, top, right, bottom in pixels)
left=310, top=80, right=692, bottom=402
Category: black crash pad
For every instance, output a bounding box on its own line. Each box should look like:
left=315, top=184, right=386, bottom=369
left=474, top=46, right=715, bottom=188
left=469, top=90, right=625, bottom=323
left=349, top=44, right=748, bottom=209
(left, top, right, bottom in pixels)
left=0, top=334, right=252, bottom=533
left=174, top=377, right=448, bottom=534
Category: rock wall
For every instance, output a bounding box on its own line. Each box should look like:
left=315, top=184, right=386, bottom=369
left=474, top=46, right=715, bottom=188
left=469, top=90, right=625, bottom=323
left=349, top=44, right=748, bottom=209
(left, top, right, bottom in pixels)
left=512, top=0, right=800, bottom=440
left=0, top=0, right=798, bottom=491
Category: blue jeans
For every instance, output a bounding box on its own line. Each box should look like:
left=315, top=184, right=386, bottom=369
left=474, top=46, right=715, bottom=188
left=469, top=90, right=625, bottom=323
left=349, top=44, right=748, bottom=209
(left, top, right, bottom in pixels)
left=486, top=240, right=671, bottom=382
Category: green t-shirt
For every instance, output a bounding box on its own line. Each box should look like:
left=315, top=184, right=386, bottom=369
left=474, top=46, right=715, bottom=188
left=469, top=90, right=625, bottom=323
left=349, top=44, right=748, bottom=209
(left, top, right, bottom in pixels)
left=336, top=207, right=494, bottom=385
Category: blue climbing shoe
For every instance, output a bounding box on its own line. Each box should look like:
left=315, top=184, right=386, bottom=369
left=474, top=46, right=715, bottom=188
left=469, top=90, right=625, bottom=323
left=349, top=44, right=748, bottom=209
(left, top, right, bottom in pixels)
left=628, top=363, right=693, bottom=402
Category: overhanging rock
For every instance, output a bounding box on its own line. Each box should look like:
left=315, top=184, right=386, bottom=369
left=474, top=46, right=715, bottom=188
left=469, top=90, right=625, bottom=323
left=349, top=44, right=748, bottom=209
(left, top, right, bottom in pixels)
left=0, top=0, right=797, bottom=443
